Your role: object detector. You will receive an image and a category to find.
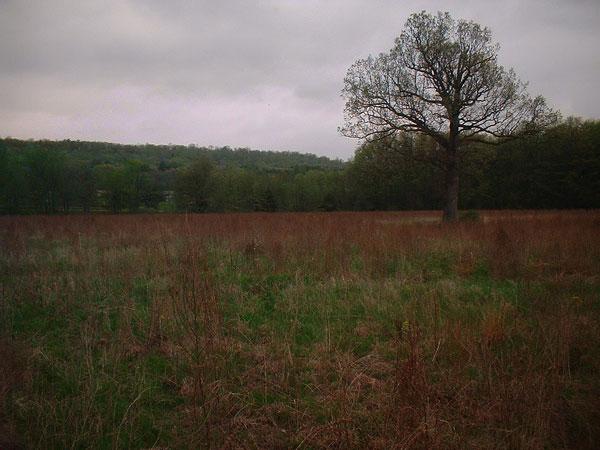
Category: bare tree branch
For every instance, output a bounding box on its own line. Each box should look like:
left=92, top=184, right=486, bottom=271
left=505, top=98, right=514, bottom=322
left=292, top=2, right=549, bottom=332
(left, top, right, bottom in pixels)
left=340, top=11, right=557, bottom=221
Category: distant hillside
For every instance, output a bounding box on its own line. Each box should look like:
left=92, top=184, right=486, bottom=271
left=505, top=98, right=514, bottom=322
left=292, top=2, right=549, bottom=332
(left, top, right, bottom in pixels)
left=2, top=118, right=598, bottom=215
left=0, top=138, right=345, bottom=172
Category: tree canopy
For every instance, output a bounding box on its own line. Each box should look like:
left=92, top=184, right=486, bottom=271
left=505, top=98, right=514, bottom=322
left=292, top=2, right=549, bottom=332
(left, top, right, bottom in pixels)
left=341, top=11, right=557, bottom=220
left=1, top=118, right=599, bottom=215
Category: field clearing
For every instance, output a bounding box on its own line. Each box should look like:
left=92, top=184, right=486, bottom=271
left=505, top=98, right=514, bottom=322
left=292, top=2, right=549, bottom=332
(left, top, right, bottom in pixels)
left=1, top=210, right=600, bottom=449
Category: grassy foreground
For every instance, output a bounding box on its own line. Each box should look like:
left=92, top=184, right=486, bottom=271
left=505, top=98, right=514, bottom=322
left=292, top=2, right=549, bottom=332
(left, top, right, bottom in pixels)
left=1, top=211, right=599, bottom=449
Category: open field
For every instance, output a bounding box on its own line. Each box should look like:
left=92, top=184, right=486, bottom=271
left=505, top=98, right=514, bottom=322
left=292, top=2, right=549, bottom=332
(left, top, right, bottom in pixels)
left=1, top=211, right=600, bottom=449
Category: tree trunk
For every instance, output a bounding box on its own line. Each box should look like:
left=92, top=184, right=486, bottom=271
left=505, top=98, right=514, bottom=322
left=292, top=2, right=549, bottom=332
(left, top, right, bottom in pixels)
left=443, top=150, right=459, bottom=222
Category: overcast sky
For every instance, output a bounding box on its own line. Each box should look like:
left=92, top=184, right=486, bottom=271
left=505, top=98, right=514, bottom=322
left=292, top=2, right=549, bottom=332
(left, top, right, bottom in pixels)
left=1, top=0, right=599, bottom=159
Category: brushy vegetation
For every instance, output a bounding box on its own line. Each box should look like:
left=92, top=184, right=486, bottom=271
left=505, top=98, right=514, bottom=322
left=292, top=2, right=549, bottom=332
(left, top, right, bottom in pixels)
left=1, top=211, right=599, bottom=449
left=2, top=117, right=600, bottom=214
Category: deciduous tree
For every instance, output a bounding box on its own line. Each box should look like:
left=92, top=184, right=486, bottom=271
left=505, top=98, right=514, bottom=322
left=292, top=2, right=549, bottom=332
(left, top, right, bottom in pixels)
left=341, top=11, right=556, bottom=220
left=174, top=156, right=214, bottom=212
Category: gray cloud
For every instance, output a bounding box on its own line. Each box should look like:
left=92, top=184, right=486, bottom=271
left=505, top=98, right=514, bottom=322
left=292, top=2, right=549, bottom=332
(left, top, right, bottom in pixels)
left=1, top=0, right=599, bottom=159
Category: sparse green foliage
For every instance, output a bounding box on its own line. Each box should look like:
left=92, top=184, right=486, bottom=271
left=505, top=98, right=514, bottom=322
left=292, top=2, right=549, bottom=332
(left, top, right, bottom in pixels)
left=341, top=11, right=557, bottom=221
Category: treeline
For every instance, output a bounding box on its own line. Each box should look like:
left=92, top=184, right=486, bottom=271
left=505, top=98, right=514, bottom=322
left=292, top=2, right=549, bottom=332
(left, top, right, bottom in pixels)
left=0, top=140, right=347, bottom=214
left=350, top=118, right=600, bottom=211
left=1, top=118, right=599, bottom=214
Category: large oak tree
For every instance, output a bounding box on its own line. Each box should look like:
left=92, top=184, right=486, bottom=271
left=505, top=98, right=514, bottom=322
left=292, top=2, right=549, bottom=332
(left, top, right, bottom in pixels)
left=341, top=11, right=556, bottom=221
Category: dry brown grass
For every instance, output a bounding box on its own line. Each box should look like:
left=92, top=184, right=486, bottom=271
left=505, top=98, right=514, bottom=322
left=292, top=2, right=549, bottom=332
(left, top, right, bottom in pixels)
left=1, top=210, right=599, bottom=449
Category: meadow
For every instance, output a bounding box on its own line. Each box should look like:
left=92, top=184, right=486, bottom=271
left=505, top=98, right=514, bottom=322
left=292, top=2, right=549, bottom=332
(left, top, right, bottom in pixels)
left=1, top=211, right=599, bottom=449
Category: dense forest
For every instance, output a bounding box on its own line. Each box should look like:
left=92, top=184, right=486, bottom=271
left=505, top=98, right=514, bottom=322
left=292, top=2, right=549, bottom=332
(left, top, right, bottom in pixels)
left=1, top=117, right=598, bottom=214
